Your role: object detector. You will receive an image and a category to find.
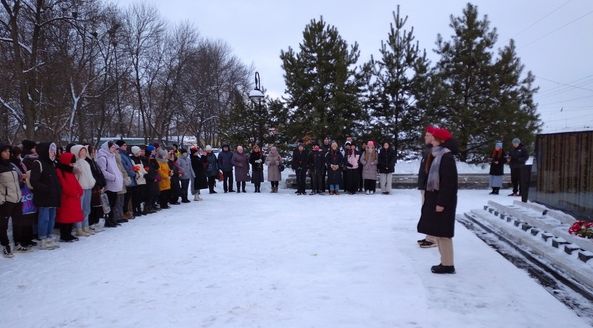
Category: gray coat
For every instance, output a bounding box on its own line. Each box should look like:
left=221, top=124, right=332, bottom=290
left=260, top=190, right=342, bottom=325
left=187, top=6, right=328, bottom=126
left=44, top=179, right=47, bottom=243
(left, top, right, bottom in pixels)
left=360, top=151, right=378, bottom=180
left=178, top=154, right=195, bottom=180
left=232, top=152, right=250, bottom=182
left=265, top=153, right=282, bottom=182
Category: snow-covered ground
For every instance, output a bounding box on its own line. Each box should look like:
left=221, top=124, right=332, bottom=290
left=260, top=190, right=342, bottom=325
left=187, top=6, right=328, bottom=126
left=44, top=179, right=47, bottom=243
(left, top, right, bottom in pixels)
left=395, top=159, right=508, bottom=174
left=0, top=185, right=589, bottom=328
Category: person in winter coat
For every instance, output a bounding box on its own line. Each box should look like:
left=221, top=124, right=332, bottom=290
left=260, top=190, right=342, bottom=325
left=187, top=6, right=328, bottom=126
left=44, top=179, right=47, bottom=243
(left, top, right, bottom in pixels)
left=321, top=137, right=331, bottom=192
left=0, top=144, right=22, bottom=257
left=417, top=127, right=458, bottom=274
left=325, top=142, right=344, bottom=195
left=30, top=142, right=62, bottom=249
left=116, top=140, right=137, bottom=220
left=177, top=148, right=194, bottom=203
left=217, top=144, right=234, bottom=193
left=232, top=146, right=249, bottom=193
left=378, top=142, right=396, bottom=194
left=9, top=147, right=35, bottom=251
left=55, top=152, right=84, bottom=242
left=343, top=142, right=360, bottom=195
left=70, top=145, right=96, bottom=237
left=156, top=148, right=172, bottom=209
left=86, top=145, right=107, bottom=230
left=417, top=127, right=437, bottom=248
left=358, top=141, right=366, bottom=192
left=265, top=146, right=282, bottom=193
left=144, top=145, right=161, bottom=211
left=130, top=146, right=148, bottom=216
left=309, top=144, right=326, bottom=194
left=96, top=141, right=124, bottom=227
left=489, top=141, right=506, bottom=195
left=507, top=138, right=529, bottom=196
left=292, top=143, right=309, bottom=195
left=190, top=146, right=207, bottom=200
left=113, top=146, right=129, bottom=222
left=202, top=145, right=220, bottom=194
left=360, top=140, right=378, bottom=194
left=168, top=151, right=182, bottom=205
left=249, top=145, right=265, bottom=193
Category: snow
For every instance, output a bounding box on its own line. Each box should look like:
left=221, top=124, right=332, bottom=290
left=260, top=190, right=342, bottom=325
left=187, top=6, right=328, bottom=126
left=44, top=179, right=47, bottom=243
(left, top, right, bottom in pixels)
left=395, top=159, right=505, bottom=174
left=0, top=187, right=589, bottom=327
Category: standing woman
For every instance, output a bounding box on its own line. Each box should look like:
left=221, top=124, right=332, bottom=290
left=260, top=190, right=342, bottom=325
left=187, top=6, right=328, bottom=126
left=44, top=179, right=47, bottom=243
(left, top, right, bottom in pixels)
left=96, top=141, right=124, bottom=228
left=55, top=152, right=84, bottom=242
left=291, top=143, right=308, bottom=195
left=325, top=142, right=344, bottom=195
left=30, top=142, right=62, bottom=249
left=360, top=140, right=378, bottom=195
left=265, top=146, right=282, bottom=193
left=190, top=146, right=207, bottom=200
left=343, top=142, right=360, bottom=195
left=202, top=145, right=219, bottom=194
left=249, top=145, right=265, bottom=193
left=0, top=144, right=22, bottom=257
left=70, top=145, right=96, bottom=237
left=86, top=145, right=107, bottom=230
left=10, top=147, right=35, bottom=251
left=489, top=141, right=505, bottom=195
left=378, top=142, right=396, bottom=194
left=417, top=127, right=458, bottom=274
left=177, top=148, right=194, bottom=203
left=156, top=149, right=172, bottom=209
left=232, top=146, right=249, bottom=193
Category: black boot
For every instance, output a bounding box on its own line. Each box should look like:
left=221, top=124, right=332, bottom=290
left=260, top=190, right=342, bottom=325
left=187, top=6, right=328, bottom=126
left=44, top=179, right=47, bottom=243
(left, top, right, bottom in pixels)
left=431, top=264, right=456, bottom=274
left=489, top=188, right=496, bottom=195
left=493, top=187, right=499, bottom=195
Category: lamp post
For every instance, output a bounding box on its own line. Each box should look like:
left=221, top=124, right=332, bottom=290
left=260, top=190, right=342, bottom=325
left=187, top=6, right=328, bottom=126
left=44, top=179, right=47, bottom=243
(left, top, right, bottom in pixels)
left=249, top=72, right=265, bottom=146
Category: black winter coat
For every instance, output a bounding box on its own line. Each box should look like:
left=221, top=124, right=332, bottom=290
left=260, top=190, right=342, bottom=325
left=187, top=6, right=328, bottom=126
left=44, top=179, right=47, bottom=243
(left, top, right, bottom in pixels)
left=508, top=144, right=528, bottom=169
left=291, top=149, right=309, bottom=171
left=489, top=150, right=506, bottom=176
left=417, top=151, right=458, bottom=238
left=309, top=150, right=326, bottom=172
left=191, top=154, right=208, bottom=190
left=249, top=151, right=265, bottom=183
left=325, top=150, right=344, bottom=185
left=30, top=142, right=62, bottom=207
left=378, top=147, right=396, bottom=174
left=417, top=145, right=432, bottom=190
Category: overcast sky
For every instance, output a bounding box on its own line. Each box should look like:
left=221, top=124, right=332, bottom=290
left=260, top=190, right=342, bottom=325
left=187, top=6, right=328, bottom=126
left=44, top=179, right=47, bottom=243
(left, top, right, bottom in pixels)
left=114, top=0, right=593, bottom=133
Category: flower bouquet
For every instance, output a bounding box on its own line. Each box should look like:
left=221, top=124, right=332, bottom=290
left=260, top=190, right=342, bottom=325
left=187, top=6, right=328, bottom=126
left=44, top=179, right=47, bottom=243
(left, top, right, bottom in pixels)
left=568, top=221, right=593, bottom=239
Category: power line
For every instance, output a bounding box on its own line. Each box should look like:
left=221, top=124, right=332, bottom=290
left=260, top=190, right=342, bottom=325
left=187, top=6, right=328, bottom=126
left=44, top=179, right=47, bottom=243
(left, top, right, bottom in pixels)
left=537, top=76, right=593, bottom=93
left=514, top=0, right=573, bottom=37
left=522, top=8, right=593, bottom=47
left=537, top=73, right=593, bottom=97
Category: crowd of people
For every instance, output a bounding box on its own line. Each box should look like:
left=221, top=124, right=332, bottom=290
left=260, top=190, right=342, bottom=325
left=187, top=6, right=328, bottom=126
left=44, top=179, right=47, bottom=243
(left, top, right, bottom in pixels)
left=1, top=129, right=528, bottom=276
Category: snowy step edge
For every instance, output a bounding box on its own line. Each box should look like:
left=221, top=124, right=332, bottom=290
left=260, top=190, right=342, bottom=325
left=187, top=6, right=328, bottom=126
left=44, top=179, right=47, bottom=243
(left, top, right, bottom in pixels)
left=467, top=209, right=593, bottom=294
left=485, top=201, right=593, bottom=254
left=512, top=200, right=576, bottom=225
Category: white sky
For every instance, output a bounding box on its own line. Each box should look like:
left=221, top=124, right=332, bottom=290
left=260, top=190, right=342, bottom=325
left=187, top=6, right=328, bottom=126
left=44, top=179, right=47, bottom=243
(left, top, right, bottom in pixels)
left=113, top=0, right=593, bottom=132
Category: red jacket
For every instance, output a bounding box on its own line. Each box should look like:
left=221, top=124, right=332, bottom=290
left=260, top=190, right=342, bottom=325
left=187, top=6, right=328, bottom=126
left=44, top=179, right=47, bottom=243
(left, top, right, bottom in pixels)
left=56, top=153, right=83, bottom=224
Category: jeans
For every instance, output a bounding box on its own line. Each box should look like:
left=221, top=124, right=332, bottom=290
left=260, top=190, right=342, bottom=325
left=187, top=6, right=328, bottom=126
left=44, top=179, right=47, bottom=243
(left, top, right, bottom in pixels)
left=329, top=184, right=339, bottom=192
left=38, top=207, right=57, bottom=240
left=76, top=189, right=92, bottom=229
left=379, top=173, right=392, bottom=193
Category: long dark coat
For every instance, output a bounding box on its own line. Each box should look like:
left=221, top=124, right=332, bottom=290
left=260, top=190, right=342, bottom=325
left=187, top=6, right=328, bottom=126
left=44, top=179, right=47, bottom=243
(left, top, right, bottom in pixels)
left=489, top=149, right=506, bottom=176
left=325, top=150, right=344, bottom=185
left=191, top=154, right=208, bottom=190
left=232, top=151, right=250, bottom=182
left=378, top=147, right=396, bottom=174
left=30, top=142, right=62, bottom=208
left=417, top=152, right=458, bottom=238
left=249, top=151, right=265, bottom=183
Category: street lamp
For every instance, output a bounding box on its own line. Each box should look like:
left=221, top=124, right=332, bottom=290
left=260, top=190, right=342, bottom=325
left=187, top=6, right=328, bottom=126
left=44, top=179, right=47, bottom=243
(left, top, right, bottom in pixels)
left=249, top=72, right=265, bottom=146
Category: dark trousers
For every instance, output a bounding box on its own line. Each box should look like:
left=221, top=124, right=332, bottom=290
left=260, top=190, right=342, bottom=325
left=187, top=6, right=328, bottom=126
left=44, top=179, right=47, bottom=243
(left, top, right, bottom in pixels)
left=89, top=206, right=103, bottom=225
left=223, top=171, right=234, bottom=192
left=132, top=185, right=145, bottom=213
left=208, top=176, right=216, bottom=192
left=364, top=179, right=376, bottom=192
left=124, top=186, right=138, bottom=214
left=271, top=181, right=279, bottom=189
left=511, top=167, right=522, bottom=194
left=358, top=167, right=364, bottom=191
left=59, top=223, right=73, bottom=240
left=310, top=169, right=323, bottom=192
left=345, top=169, right=360, bottom=194
left=106, top=191, right=118, bottom=219
left=236, top=181, right=246, bottom=192
left=13, top=212, right=34, bottom=246
left=296, top=168, right=307, bottom=193
left=159, top=189, right=171, bottom=208
left=180, top=179, right=190, bottom=201
left=0, top=202, right=20, bottom=246
left=170, top=177, right=181, bottom=203
left=321, top=169, right=327, bottom=192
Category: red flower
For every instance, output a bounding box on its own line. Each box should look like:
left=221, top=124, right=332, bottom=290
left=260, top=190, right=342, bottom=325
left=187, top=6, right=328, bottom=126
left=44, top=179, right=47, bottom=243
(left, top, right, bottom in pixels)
left=568, top=220, right=593, bottom=239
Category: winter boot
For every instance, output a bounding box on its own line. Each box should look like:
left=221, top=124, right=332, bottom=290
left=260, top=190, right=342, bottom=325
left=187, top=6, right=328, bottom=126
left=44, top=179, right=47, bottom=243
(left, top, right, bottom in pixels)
left=493, top=187, right=500, bottom=195
left=76, top=228, right=90, bottom=237
left=2, top=245, right=14, bottom=258
left=431, top=264, right=456, bottom=274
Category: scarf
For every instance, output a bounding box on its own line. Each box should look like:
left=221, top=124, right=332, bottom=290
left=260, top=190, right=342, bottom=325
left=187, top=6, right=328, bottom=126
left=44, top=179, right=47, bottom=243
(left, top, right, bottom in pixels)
left=426, top=146, right=450, bottom=192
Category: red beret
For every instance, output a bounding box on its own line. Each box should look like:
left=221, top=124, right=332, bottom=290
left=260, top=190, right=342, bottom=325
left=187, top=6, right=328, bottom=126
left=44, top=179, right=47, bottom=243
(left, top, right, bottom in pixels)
left=426, top=125, right=438, bottom=135
left=432, top=128, right=453, bottom=141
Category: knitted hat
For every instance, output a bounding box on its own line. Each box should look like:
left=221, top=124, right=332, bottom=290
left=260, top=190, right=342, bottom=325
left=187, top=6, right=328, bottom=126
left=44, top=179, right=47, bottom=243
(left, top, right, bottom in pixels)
left=426, top=125, right=438, bottom=135
left=145, top=145, right=155, bottom=152
left=131, top=146, right=141, bottom=156
left=157, top=148, right=168, bottom=159
left=512, top=138, right=521, bottom=145
left=115, top=140, right=126, bottom=147
left=205, top=145, right=212, bottom=151
left=21, top=139, right=37, bottom=153
left=432, top=128, right=453, bottom=141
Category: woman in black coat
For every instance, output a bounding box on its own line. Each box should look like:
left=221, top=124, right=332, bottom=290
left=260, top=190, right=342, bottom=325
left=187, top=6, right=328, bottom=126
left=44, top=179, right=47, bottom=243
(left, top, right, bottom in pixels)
left=325, top=142, right=343, bottom=195
left=190, top=146, right=208, bottom=200
left=249, top=145, right=265, bottom=193
left=377, top=142, right=396, bottom=194
left=489, top=142, right=506, bottom=195
left=417, top=128, right=458, bottom=274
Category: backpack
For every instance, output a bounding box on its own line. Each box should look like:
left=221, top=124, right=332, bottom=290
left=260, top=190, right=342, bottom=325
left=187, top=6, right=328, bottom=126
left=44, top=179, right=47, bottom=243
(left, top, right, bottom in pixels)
left=24, top=160, right=42, bottom=190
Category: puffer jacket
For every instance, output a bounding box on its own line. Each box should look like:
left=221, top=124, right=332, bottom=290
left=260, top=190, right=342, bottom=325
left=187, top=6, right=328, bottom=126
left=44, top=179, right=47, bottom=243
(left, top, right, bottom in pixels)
left=157, top=159, right=171, bottom=191
left=30, top=142, right=61, bottom=207
left=70, top=145, right=96, bottom=190
left=0, top=158, right=22, bottom=204
left=178, top=153, right=195, bottom=180
left=96, top=142, right=123, bottom=193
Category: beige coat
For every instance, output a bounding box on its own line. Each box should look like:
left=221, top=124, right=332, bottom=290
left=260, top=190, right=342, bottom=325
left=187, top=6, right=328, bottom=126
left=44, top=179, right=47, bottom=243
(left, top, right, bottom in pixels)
left=0, top=168, right=22, bottom=204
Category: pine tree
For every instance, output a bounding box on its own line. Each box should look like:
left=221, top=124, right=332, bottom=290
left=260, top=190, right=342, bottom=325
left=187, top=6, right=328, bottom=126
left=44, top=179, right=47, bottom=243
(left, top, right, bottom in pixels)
left=435, top=3, right=540, bottom=161
left=280, top=17, right=364, bottom=142
left=366, top=5, right=431, bottom=155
